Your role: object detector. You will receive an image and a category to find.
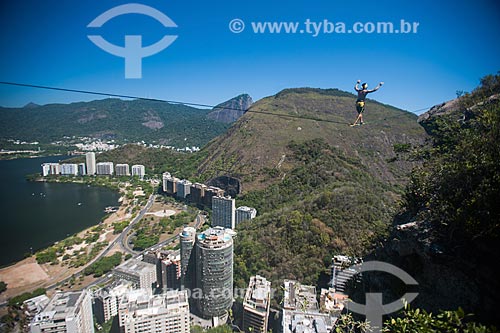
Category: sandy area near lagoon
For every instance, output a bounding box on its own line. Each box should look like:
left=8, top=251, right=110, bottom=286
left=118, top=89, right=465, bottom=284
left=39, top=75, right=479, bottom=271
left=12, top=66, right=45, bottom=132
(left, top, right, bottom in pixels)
left=0, top=195, right=130, bottom=305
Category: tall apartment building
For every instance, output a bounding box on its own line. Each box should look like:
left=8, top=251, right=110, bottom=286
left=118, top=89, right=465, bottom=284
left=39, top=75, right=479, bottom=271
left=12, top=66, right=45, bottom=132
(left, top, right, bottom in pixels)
left=170, top=176, right=180, bottom=195
left=180, top=227, right=196, bottom=290
left=92, top=282, right=133, bottom=324
left=131, top=164, right=145, bottom=179
left=190, top=183, right=206, bottom=206
left=60, top=163, right=78, bottom=176
left=163, top=173, right=179, bottom=195
left=41, top=163, right=51, bottom=177
left=86, top=152, right=96, bottom=175
left=204, top=186, right=224, bottom=208
left=236, top=206, right=257, bottom=226
left=212, top=196, right=236, bottom=229
left=41, top=163, right=60, bottom=176
left=77, top=163, right=86, bottom=176
left=115, top=163, right=130, bottom=176
left=195, top=227, right=235, bottom=319
left=161, top=252, right=181, bottom=291
left=176, top=179, right=192, bottom=199
left=96, top=162, right=114, bottom=175
left=118, top=289, right=190, bottom=333
left=113, top=259, right=157, bottom=290
left=30, top=291, right=94, bottom=333
left=243, top=275, right=271, bottom=333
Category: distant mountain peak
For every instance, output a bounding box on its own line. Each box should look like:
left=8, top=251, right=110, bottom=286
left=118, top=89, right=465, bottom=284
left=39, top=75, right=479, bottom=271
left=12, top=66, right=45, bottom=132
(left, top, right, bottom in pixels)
left=207, top=94, right=253, bottom=123
left=23, top=102, right=40, bottom=108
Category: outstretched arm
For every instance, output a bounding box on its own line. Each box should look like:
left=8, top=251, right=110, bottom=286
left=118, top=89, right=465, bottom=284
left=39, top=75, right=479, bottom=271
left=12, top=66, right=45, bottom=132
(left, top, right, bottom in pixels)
left=367, top=82, right=384, bottom=93
left=354, top=79, right=361, bottom=92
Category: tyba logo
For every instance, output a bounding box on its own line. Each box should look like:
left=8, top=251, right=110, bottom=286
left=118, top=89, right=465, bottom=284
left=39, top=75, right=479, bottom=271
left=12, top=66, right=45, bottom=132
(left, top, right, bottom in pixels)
left=87, top=3, right=178, bottom=79
left=346, top=261, right=419, bottom=333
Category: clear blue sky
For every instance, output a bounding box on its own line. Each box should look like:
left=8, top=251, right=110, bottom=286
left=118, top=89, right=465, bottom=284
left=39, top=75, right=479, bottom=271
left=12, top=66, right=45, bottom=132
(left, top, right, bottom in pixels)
left=0, top=0, right=499, bottom=113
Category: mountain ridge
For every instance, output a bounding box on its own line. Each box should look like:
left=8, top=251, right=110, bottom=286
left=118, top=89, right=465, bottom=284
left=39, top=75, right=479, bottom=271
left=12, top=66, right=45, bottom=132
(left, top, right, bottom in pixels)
left=0, top=97, right=237, bottom=148
left=196, top=87, right=427, bottom=192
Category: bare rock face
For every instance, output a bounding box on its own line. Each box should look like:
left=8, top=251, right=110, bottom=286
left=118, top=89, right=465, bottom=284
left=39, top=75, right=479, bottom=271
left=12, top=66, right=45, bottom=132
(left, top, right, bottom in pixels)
left=141, top=111, right=164, bottom=129
left=207, top=94, right=253, bottom=123
left=418, top=94, right=499, bottom=135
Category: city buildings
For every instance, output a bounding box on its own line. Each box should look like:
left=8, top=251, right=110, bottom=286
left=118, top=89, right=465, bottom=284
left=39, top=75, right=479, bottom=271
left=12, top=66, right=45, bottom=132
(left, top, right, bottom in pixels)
left=204, top=186, right=224, bottom=208
left=77, top=162, right=86, bottom=176
left=143, top=250, right=182, bottom=292
left=242, top=275, right=271, bottom=333
left=161, top=252, right=181, bottom=291
left=195, top=227, right=235, bottom=320
left=190, top=183, right=206, bottom=205
left=86, top=152, right=96, bottom=175
left=30, top=291, right=94, bottom=333
left=212, top=196, right=236, bottom=229
left=113, top=259, right=157, bottom=290
left=329, top=255, right=359, bottom=293
left=180, top=227, right=196, bottom=290
left=115, top=163, right=130, bottom=176
left=118, top=289, right=190, bottom=333
left=319, top=288, right=347, bottom=315
left=176, top=179, right=192, bottom=199
left=163, top=173, right=179, bottom=195
left=41, top=163, right=50, bottom=177
left=23, top=295, right=50, bottom=322
left=92, top=282, right=133, bottom=324
left=41, top=157, right=147, bottom=180
left=60, top=163, right=78, bottom=176
left=169, top=176, right=180, bottom=194
left=96, top=162, right=114, bottom=175
left=41, top=163, right=60, bottom=176
left=282, top=280, right=336, bottom=333
left=236, top=206, right=257, bottom=226
left=131, top=164, right=146, bottom=179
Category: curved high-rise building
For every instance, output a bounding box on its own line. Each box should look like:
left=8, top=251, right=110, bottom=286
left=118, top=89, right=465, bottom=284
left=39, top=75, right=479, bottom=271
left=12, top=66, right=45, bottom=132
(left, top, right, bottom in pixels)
left=180, top=227, right=196, bottom=289
left=85, top=152, right=96, bottom=175
left=195, top=227, right=235, bottom=319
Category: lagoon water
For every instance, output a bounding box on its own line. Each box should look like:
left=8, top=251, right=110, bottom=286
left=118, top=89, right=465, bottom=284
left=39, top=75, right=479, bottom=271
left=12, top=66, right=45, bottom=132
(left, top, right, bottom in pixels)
left=0, top=156, right=120, bottom=267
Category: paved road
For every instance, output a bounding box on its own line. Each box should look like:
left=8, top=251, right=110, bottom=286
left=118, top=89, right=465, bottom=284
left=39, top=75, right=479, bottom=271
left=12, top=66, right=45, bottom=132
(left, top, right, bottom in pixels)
left=43, top=194, right=156, bottom=292
left=138, top=212, right=206, bottom=255
left=119, top=194, right=156, bottom=255
left=35, top=199, right=206, bottom=296
left=86, top=212, right=206, bottom=290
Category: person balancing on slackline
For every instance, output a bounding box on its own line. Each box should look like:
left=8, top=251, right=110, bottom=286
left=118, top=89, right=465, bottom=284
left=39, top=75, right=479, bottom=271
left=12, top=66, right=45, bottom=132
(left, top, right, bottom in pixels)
left=351, top=79, right=384, bottom=126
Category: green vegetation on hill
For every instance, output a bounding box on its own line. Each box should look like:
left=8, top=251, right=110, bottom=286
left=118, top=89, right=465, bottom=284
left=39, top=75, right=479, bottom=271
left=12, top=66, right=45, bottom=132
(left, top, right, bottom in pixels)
left=366, top=73, right=500, bottom=327
left=334, top=306, right=497, bottom=332
left=233, top=138, right=397, bottom=288
left=197, top=87, right=425, bottom=191
left=404, top=74, right=500, bottom=247
left=0, top=98, right=230, bottom=148
left=188, top=87, right=426, bottom=292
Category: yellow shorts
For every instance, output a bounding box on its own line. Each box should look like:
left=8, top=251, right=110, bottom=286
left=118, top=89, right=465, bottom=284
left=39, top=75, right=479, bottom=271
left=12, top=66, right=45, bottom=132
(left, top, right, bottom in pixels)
left=356, top=101, right=365, bottom=113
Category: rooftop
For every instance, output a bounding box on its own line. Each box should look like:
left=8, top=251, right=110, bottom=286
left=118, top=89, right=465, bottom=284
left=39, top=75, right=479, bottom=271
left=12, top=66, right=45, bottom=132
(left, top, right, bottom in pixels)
left=32, top=291, right=85, bottom=323
left=244, top=275, right=271, bottom=312
left=120, top=289, right=189, bottom=316
left=197, top=227, right=235, bottom=248
left=114, top=258, right=156, bottom=276
left=283, top=280, right=318, bottom=311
